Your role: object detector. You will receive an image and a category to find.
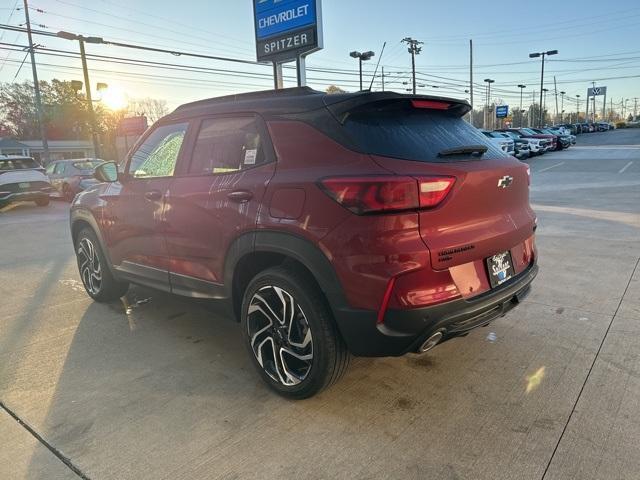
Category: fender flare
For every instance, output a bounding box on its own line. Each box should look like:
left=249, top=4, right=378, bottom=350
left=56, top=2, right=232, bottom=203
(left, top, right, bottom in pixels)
left=223, top=230, right=349, bottom=312
left=69, top=207, right=118, bottom=278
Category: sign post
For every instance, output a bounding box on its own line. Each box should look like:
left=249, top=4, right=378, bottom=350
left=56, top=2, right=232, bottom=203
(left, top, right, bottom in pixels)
left=253, top=0, right=323, bottom=88
left=587, top=86, right=607, bottom=122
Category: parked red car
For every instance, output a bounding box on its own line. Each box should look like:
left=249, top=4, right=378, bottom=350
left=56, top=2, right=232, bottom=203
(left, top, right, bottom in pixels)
left=70, top=88, right=538, bottom=398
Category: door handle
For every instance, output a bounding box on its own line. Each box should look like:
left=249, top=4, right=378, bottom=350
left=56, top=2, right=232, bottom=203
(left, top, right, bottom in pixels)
left=227, top=190, right=253, bottom=203
left=144, top=190, right=162, bottom=201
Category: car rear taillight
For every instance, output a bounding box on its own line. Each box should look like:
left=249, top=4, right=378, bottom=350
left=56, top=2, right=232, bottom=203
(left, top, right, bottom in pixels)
left=319, top=176, right=455, bottom=215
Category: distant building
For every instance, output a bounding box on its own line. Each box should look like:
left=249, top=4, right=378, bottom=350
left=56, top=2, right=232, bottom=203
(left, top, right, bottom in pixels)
left=0, top=138, right=31, bottom=157
left=4, top=139, right=95, bottom=163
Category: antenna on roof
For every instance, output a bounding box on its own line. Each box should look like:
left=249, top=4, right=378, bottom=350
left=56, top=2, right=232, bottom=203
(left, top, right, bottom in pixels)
left=368, top=41, right=386, bottom=92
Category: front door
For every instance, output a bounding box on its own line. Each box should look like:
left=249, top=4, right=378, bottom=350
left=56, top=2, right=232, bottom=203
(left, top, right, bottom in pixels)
left=164, top=115, right=276, bottom=297
left=102, top=121, right=189, bottom=291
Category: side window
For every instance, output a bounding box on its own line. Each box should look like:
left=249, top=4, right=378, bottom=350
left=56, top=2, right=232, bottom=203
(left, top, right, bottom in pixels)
left=128, top=122, right=188, bottom=178
left=45, top=163, right=56, bottom=175
left=54, top=163, right=66, bottom=175
left=189, top=116, right=265, bottom=175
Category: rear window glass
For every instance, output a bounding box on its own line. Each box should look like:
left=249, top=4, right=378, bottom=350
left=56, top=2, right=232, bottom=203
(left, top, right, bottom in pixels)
left=0, top=157, right=40, bottom=170
left=342, top=105, right=506, bottom=162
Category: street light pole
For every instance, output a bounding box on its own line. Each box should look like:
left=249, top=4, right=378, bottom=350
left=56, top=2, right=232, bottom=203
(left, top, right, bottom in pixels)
left=560, top=91, right=565, bottom=123
left=78, top=39, right=101, bottom=158
left=23, top=0, right=50, bottom=164
left=529, top=49, right=558, bottom=127
left=350, top=50, right=375, bottom=91
left=542, top=88, right=549, bottom=125
left=484, top=78, right=494, bottom=129
left=576, top=94, right=580, bottom=122
left=517, top=84, right=526, bottom=127
left=58, top=31, right=104, bottom=158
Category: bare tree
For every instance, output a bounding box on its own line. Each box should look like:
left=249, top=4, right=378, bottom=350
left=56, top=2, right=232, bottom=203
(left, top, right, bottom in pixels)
left=326, top=85, right=346, bottom=94
left=127, top=97, right=169, bottom=123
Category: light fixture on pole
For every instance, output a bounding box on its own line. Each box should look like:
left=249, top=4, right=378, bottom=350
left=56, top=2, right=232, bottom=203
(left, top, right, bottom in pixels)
left=529, top=49, right=558, bottom=127
left=517, top=84, right=526, bottom=127
left=350, top=50, right=375, bottom=91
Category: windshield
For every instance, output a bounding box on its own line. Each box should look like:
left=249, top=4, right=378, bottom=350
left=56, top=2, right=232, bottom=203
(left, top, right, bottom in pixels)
left=342, top=105, right=506, bottom=162
left=0, top=157, right=41, bottom=171
left=521, top=128, right=540, bottom=135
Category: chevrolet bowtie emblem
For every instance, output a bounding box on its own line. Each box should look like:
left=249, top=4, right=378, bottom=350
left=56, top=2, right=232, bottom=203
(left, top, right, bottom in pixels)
left=497, top=175, right=513, bottom=188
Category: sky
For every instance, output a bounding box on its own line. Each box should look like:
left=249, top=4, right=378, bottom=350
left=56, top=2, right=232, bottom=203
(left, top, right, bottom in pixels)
left=0, top=0, right=639, bottom=115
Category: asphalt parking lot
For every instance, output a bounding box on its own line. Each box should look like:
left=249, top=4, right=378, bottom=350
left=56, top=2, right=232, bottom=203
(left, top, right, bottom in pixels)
left=1, top=128, right=639, bottom=480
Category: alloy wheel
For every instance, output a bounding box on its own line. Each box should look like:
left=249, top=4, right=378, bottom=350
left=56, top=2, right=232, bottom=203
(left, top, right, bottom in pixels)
left=247, top=285, right=313, bottom=386
left=77, top=237, right=102, bottom=295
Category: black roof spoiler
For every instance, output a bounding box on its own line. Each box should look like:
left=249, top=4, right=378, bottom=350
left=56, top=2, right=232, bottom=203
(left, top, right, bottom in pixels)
left=322, top=91, right=472, bottom=123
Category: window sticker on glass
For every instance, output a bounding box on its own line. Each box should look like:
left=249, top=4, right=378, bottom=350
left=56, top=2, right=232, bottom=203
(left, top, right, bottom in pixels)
left=244, top=149, right=257, bottom=165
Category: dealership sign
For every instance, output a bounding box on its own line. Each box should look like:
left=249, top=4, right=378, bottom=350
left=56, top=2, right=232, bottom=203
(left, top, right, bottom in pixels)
left=587, top=86, right=607, bottom=97
left=496, top=105, right=509, bottom=118
left=254, top=0, right=323, bottom=62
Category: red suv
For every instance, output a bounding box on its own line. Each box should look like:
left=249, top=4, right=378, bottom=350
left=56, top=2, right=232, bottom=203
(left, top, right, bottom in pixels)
left=70, top=88, right=537, bottom=398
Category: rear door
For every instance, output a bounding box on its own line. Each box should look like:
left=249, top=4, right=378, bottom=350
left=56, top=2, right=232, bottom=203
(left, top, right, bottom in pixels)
left=164, top=114, right=276, bottom=296
left=342, top=101, right=536, bottom=271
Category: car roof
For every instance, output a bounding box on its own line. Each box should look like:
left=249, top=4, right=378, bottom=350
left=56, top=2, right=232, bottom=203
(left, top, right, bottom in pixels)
left=165, top=87, right=472, bottom=121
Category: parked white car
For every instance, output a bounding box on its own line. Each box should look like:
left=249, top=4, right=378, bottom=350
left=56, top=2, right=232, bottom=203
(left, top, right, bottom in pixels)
left=0, top=156, right=53, bottom=208
left=480, top=130, right=515, bottom=155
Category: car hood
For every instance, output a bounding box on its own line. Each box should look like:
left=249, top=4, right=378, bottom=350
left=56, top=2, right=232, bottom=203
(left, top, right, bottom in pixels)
left=0, top=169, right=51, bottom=187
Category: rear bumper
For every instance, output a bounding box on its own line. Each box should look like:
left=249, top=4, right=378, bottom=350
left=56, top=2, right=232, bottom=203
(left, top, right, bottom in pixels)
left=335, top=262, right=538, bottom=357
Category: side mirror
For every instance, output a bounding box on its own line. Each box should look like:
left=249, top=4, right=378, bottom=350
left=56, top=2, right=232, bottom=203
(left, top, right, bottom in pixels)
left=94, top=161, right=119, bottom=183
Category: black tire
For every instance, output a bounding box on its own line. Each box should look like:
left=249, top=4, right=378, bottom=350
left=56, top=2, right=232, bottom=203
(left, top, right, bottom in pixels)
left=35, top=197, right=49, bottom=207
left=241, top=265, right=350, bottom=399
left=75, top=228, right=129, bottom=302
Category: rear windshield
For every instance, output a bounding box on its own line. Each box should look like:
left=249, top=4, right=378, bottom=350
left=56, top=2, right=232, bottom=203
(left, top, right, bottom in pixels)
left=342, top=105, right=506, bottom=162
left=0, top=157, right=40, bottom=170
left=72, top=161, right=102, bottom=172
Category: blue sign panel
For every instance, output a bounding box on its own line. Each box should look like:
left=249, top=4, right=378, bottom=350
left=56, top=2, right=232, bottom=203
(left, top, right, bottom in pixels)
left=496, top=105, right=509, bottom=118
left=253, top=0, right=322, bottom=62
left=255, top=0, right=316, bottom=40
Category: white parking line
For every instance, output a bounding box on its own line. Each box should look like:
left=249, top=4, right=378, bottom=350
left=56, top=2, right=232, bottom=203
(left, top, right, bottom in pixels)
left=619, top=161, right=633, bottom=174
left=537, top=162, right=565, bottom=173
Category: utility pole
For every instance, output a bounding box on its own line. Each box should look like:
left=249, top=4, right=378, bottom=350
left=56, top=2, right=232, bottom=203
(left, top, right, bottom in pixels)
left=23, top=0, right=50, bottom=164
left=576, top=94, right=580, bottom=122
left=381, top=67, right=385, bottom=91
left=553, top=76, right=559, bottom=124
left=542, top=88, right=549, bottom=125
left=517, top=85, right=526, bottom=127
left=402, top=37, right=423, bottom=94
left=469, top=39, right=474, bottom=125
left=634, top=98, right=638, bottom=119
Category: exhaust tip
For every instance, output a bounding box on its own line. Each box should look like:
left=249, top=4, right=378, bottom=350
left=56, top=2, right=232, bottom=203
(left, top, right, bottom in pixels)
left=418, top=331, right=444, bottom=353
